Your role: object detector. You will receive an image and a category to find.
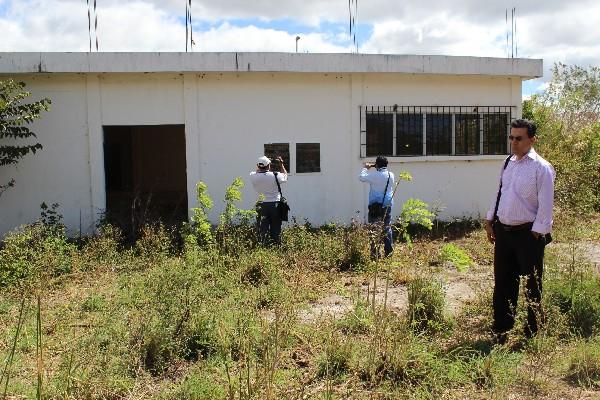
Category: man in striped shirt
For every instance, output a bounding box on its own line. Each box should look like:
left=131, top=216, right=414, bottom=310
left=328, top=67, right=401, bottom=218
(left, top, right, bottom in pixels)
left=484, top=119, right=555, bottom=343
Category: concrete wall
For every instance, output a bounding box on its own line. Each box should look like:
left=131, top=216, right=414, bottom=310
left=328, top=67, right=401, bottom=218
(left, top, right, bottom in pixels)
left=0, top=71, right=520, bottom=237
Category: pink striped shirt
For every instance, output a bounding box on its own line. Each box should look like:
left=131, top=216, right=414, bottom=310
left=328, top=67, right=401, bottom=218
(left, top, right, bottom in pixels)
left=486, top=148, right=555, bottom=234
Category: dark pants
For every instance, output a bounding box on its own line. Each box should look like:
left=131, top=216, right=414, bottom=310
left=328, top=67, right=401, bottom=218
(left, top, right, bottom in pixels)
left=368, top=206, right=393, bottom=258
left=493, top=223, right=546, bottom=337
left=257, top=201, right=282, bottom=245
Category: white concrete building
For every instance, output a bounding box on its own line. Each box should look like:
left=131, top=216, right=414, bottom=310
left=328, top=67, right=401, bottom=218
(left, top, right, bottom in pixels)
left=0, top=52, right=542, bottom=237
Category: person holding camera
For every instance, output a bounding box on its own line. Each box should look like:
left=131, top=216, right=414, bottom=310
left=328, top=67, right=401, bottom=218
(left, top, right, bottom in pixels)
left=359, top=155, right=395, bottom=258
left=250, top=155, right=288, bottom=245
left=484, top=119, right=555, bottom=344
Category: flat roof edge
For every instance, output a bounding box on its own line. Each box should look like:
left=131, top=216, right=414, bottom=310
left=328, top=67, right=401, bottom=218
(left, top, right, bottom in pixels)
left=0, top=52, right=543, bottom=78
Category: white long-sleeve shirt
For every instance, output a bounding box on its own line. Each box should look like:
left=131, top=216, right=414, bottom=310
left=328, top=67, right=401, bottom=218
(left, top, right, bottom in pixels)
left=486, top=148, right=555, bottom=234
left=249, top=171, right=287, bottom=202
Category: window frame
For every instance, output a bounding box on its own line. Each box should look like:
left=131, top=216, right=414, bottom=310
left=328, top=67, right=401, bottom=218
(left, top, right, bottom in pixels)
left=360, top=105, right=514, bottom=158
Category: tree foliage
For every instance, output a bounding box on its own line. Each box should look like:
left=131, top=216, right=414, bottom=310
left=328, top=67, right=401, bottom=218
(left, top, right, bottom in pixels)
left=524, top=63, right=600, bottom=211
left=0, top=79, right=51, bottom=193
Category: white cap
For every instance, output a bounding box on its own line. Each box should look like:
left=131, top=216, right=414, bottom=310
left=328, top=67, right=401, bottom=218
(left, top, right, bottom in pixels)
left=257, top=156, right=271, bottom=167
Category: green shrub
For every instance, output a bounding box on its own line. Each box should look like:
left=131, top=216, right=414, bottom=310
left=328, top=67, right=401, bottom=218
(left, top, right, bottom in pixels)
left=439, top=243, right=473, bottom=272
left=407, top=276, right=447, bottom=332
left=0, top=223, right=75, bottom=288
left=183, top=181, right=215, bottom=249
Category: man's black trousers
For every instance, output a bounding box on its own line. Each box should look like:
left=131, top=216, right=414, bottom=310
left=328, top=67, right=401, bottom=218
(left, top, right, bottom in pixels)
left=257, top=201, right=282, bottom=245
left=493, top=224, right=547, bottom=337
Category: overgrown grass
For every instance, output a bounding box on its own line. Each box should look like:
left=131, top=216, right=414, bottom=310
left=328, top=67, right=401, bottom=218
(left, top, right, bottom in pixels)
left=1, top=209, right=599, bottom=399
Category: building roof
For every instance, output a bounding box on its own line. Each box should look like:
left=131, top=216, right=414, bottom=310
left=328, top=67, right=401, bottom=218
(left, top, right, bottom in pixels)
left=0, top=52, right=543, bottom=79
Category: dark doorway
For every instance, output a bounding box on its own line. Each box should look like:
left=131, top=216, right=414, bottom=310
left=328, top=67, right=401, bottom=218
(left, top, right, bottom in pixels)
left=103, top=125, right=188, bottom=236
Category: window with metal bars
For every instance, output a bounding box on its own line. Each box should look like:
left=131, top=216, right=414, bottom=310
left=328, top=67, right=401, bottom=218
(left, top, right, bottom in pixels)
left=360, top=106, right=514, bottom=157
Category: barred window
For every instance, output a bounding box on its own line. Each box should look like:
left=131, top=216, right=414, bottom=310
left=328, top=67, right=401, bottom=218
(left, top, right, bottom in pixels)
left=365, top=112, right=393, bottom=157
left=483, top=113, right=509, bottom=155
left=455, top=114, right=480, bottom=155
left=360, top=106, right=513, bottom=157
left=396, top=113, right=423, bottom=156
left=426, top=114, right=452, bottom=156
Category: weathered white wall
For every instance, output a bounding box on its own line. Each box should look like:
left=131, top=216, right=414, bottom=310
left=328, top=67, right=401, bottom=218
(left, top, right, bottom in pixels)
left=0, top=75, right=93, bottom=236
left=0, top=71, right=521, bottom=237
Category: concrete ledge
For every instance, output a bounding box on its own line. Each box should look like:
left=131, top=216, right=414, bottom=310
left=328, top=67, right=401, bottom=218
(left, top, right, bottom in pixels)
left=0, top=52, right=542, bottom=78
left=363, top=155, right=509, bottom=163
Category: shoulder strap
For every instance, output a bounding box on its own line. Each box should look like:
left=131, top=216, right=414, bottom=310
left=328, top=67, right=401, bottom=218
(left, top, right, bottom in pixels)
left=383, top=172, right=390, bottom=204
left=273, top=172, right=284, bottom=198
left=492, top=155, right=512, bottom=222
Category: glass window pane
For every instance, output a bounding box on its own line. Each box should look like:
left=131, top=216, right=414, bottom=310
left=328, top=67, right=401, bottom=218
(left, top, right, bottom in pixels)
left=296, top=143, right=320, bottom=173
left=396, top=113, right=423, bottom=156
left=366, top=113, right=393, bottom=157
left=264, top=143, right=290, bottom=171
left=483, top=113, right=508, bottom=155
left=426, top=114, right=452, bottom=155
left=455, top=114, right=480, bottom=155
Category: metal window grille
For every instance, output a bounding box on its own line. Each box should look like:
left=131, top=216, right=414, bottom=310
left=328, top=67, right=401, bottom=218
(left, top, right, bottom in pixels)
left=360, top=106, right=515, bottom=157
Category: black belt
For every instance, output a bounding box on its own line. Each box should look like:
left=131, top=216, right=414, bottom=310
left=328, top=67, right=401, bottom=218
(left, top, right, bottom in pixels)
left=498, top=222, right=533, bottom=232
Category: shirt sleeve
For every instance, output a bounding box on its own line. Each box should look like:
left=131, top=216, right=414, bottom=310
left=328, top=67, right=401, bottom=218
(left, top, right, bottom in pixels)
left=277, top=172, right=288, bottom=183
left=359, top=168, right=372, bottom=182
left=532, top=163, right=555, bottom=234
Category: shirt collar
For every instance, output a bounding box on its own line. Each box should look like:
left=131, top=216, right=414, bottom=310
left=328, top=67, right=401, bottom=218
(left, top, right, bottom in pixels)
left=511, top=147, right=538, bottom=162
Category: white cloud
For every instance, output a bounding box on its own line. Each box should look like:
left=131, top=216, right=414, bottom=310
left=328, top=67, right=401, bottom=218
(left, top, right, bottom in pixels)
left=360, top=13, right=506, bottom=57
left=0, top=0, right=349, bottom=52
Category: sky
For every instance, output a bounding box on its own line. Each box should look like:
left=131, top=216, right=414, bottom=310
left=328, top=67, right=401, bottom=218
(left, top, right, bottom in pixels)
left=0, top=0, right=598, bottom=97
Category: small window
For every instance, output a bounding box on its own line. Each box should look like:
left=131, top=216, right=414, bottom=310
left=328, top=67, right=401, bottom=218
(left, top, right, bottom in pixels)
left=455, top=114, right=480, bottom=155
left=366, top=112, right=393, bottom=156
left=396, top=113, right=423, bottom=156
left=296, top=143, right=321, bottom=173
left=426, top=114, right=452, bottom=155
left=264, top=143, right=290, bottom=171
left=483, top=113, right=508, bottom=155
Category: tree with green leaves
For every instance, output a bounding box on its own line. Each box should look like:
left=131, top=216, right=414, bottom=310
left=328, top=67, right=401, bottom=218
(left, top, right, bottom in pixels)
left=0, top=79, right=51, bottom=197
left=524, top=63, right=600, bottom=211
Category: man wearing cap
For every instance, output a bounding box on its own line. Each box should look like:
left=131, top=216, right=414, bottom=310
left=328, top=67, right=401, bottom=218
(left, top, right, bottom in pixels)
left=359, top=155, right=395, bottom=258
left=484, top=118, right=555, bottom=343
left=250, top=155, right=288, bottom=245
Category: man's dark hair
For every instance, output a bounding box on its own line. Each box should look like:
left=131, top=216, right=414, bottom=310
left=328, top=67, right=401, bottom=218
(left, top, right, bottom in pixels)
left=511, top=118, right=537, bottom=138
left=375, top=155, right=388, bottom=169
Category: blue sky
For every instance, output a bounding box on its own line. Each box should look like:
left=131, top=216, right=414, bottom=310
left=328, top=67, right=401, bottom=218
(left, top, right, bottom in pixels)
left=1, top=0, right=598, bottom=98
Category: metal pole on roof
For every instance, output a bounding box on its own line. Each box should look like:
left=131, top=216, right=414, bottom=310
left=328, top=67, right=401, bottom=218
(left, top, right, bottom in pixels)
left=295, top=36, right=300, bottom=52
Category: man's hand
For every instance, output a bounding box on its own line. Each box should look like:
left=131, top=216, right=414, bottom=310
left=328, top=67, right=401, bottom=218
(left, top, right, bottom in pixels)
left=276, top=156, right=287, bottom=174
left=364, top=162, right=374, bottom=169
left=484, top=220, right=495, bottom=244
left=531, top=231, right=542, bottom=240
